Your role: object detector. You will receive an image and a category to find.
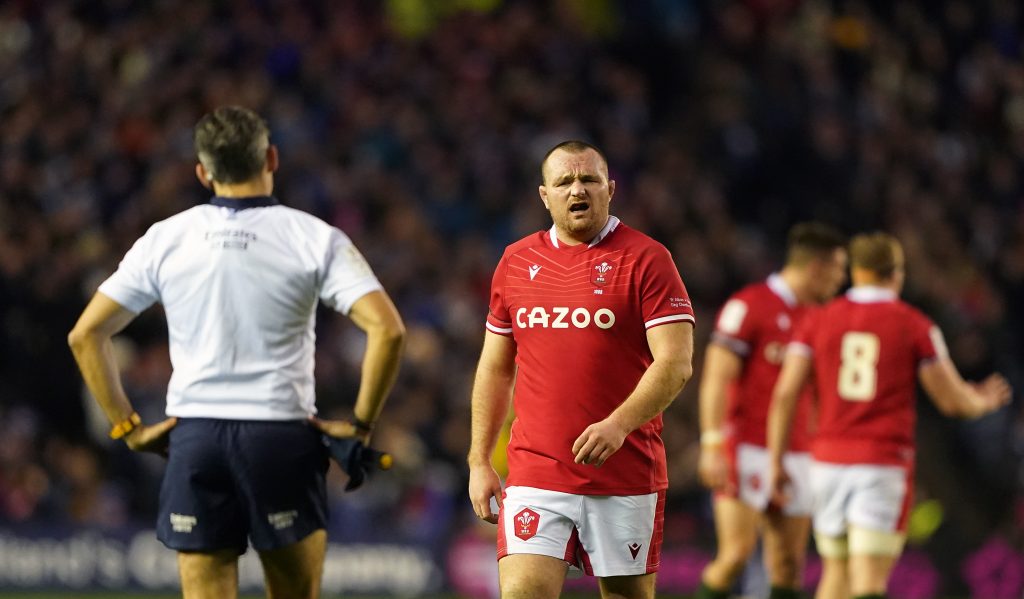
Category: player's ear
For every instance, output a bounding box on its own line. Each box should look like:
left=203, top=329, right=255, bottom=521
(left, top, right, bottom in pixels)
left=265, top=145, right=279, bottom=173
left=608, top=178, right=615, bottom=201
left=195, top=163, right=213, bottom=189
left=538, top=185, right=550, bottom=210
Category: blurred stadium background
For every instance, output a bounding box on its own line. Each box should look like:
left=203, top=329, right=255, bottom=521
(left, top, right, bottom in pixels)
left=0, top=0, right=1021, bottom=597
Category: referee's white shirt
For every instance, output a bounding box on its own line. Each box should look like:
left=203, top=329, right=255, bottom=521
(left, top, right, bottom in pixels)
left=98, top=196, right=383, bottom=421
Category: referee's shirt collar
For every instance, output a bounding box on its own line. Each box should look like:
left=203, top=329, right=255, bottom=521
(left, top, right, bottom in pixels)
left=210, top=196, right=279, bottom=210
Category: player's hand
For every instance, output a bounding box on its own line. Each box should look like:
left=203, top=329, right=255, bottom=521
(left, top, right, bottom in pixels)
left=468, top=463, right=503, bottom=524
left=974, top=373, right=1012, bottom=415
left=698, top=444, right=734, bottom=494
left=767, top=460, right=791, bottom=508
left=572, top=418, right=628, bottom=467
left=308, top=417, right=370, bottom=444
left=124, top=417, right=177, bottom=457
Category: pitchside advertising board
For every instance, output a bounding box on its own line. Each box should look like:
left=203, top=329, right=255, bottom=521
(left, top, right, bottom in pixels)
left=0, top=526, right=441, bottom=594
left=0, top=525, right=1021, bottom=597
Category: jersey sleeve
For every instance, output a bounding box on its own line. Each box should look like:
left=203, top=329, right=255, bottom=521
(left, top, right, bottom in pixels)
left=710, top=291, right=758, bottom=356
left=97, top=228, right=161, bottom=313
left=638, top=245, right=695, bottom=330
left=319, top=228, right=384, bottom=314
left=787, top=306, right=821, bottom=358
left=485, top=251, right=513, bottom=336
left=910, top=310, right=944, bottom=366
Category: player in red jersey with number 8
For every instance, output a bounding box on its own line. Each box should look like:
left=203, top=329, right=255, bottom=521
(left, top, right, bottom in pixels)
left=767, top=232, right=1011, bottom=599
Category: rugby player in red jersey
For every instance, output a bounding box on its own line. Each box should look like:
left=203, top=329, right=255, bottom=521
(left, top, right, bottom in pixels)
left=697, top=223, right=848, bottom=599
left=767, top=232, right=1010, bottom=599
left=467, top=141, right=695, bottom=599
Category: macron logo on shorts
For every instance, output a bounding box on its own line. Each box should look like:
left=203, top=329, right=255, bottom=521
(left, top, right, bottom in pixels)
left=628, top=542, right=642, bottom=559
left=514, top=508, right=539, bottom=541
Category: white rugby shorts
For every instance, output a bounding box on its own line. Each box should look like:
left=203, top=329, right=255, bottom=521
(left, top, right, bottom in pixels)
left=497, top=485, right=665, bottom=577
left=729, top=442, right=813, bottom=517
left=809, top=460, right=912, bottom=537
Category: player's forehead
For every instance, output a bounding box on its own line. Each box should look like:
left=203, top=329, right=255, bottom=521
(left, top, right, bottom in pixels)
left=543, top=149, right=608, bottom=181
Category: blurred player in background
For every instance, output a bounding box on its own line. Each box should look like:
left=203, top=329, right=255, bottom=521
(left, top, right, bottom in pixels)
left=697, top=223, right=848, bottom=599
left=767, top=232, right=1011, bottom=599
left=467, top=141, right=695, bottom=599
left=67, top=106, right=405, bottom=599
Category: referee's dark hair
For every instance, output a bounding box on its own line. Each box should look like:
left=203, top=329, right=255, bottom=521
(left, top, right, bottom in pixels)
left=785, top=222, right=847, bottom=267
left=194, top=106, right=270, bottom=184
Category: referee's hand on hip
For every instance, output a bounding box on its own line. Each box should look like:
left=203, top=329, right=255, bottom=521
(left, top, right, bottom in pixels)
left=125, top=417, right=178, bottom=457
left=308, top=417, right=369, bottom=444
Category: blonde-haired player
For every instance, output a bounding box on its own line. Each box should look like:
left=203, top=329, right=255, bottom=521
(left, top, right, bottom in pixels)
left=767, top=232, right=1010, bottom=599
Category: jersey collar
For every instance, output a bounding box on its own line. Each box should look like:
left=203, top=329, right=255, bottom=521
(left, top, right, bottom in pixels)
left=766, top=273, right=798, bottom=307
left=548, top=216, right=621, bottom=249
left=210, top=196, right=279, bottom=210
left=846, top=286, right=898, bottom=303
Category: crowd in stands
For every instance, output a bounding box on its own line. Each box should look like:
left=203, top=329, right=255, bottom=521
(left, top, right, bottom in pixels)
left=0, top=0, right=1020, bottom=594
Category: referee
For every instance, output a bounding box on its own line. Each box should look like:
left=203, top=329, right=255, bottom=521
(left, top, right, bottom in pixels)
left=68, top=106, right=405, bottom=598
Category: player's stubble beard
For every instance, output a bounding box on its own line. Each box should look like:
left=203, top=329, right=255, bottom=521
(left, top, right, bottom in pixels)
left=553, top=203, right=609, bottom=243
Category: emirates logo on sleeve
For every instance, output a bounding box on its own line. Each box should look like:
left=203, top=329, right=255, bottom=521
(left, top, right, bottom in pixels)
left=514, top=508, right=539, bottom=541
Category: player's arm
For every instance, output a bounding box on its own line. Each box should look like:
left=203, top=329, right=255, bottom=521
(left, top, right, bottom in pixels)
left=313, top=290, right=406, bottom=441
left=67, top=292, right=177, bottom=453
left=468, top=331, right=518, bottom=523
left=697, top=343, right=743, bottom=492
left=918, top=357, right=1011, bottom=419
left=572, top=321, right=694, bottom=468
left=766, top=348, right=813, bottom=504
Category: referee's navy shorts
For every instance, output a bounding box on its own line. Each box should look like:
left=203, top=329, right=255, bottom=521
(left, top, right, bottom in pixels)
left=156, top=418, right=329, bottom=554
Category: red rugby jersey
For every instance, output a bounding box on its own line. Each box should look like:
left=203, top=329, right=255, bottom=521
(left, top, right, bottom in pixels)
left=711, top=275, right=813, bottom=450
left=485, top=217, right=695, bottom=495
left=790, top=286, right=942, bottom=467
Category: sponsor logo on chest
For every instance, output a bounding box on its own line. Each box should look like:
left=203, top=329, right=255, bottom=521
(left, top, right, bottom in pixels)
left=763, top=311, right=794, bottom=364
left=515, top=306, right=616, bottom=329
left=764, top=341, right=786, bottom=365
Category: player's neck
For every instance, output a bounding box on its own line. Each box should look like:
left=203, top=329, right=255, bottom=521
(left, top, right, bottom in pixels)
left=555, top=231, right=590, bottom=246
left=212, top=177, right=274, bottom=198
left=554, top=217, right=609, bottom=246
left=778, top=268, right=816, bottom=305
left=852, top=277, right=898, bottom=292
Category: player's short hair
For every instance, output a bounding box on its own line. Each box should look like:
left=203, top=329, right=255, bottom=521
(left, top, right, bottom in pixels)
left=540, top=140, right=609, bottom=183
left=785, top=222, right=847, bottom=266
left=194, top=106, right=270, bottom=184
left=850, top=232, right=902, bottom=278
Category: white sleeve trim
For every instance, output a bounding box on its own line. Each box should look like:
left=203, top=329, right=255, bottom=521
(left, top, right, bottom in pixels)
left=334, top=280, right=384, bottom=315
left=710, top=332, right=751, bottom=356
left=644, top=313, right=695, bottom=329
left=94, top=285, right=144, bottom=314
left=928, top=326, right=949, bottom=359
left=787, top=341, right=813, bottom=357
left=485, top=321, right=513, bottom=335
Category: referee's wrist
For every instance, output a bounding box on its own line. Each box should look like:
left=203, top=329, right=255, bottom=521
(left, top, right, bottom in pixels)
left=109, top=412, right=142, bottom=440
left=352, top=416, right=375, bottom=433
